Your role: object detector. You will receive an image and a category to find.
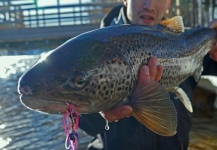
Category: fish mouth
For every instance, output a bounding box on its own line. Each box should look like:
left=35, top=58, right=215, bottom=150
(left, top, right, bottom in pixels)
left=19, top=94, right=83, bottom=114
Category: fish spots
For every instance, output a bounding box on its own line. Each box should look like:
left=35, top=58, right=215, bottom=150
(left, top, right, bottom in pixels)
left=121, top=69, right=125, bottom=75
left=78, top=55, right=134, bottom=109
left=85, top=88, right=89, bottom=92
left=125, top=80, right=130, bottom=85
left=122, top=79, right=126, bottom=84
left=103, top=86, right=107, bottom=91
left=97, top=82, right=114, bottom=101
left=148, top=52, right=152, bottom=56
left=92, top=90, right=96, bottom=95
left=125, top=86, right=128, bottom=91
left=90, top=82, right=96, bottom=88
left=127, top=74, right=131, bottom=79
left=110, top=83, right=114, bottom=88
left=121, top=85, right=126, bottom=91
left=105, top=90, right=109, bottom=95
left=99, top=74, right=103, bottom=79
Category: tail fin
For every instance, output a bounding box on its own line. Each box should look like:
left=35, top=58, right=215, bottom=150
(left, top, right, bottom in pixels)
left=129, top=80, right=177, bottom=136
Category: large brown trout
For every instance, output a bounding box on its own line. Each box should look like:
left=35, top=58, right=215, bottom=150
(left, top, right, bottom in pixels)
left=18, top=19, right=217, bottom=136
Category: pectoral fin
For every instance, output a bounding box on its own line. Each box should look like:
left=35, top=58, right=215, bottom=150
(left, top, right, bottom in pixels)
left=128, top=80, right=177, bottom=136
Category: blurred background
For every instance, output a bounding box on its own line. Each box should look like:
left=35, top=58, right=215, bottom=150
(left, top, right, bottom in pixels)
left=0, top=0, right=216, bottom=149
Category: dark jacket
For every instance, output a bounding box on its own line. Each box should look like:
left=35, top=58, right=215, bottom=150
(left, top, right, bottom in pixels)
left=79, top=5, right=217, bottom=150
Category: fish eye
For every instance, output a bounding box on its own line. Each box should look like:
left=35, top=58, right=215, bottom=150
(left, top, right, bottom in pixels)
left=73, top=74, right=86, bottom=88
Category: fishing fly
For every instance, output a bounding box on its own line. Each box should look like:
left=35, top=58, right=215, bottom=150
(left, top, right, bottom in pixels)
left=62, top=104, right=79, bottom=150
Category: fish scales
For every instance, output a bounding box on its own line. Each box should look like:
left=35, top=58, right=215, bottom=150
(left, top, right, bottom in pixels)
left=106, top=25, right=216, bottom=89
left=18, top=24, right=217, bottom=136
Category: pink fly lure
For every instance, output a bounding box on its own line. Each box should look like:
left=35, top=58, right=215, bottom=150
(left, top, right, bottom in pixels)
left=62, top=103, right=79, bottom=150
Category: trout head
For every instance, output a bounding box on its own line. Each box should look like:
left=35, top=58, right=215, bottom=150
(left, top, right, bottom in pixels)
left=18, top=37, right=132, bottom=114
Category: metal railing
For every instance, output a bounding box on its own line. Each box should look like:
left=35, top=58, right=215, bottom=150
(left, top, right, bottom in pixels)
left=0, top=0, right=216, bottom=43
left=0, top=1, right=121, bottom=29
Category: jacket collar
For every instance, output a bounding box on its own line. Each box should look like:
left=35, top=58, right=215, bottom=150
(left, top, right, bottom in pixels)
left=110, top=6, right=130, bottom=26
left=100, top=5, right=130, bottom=27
